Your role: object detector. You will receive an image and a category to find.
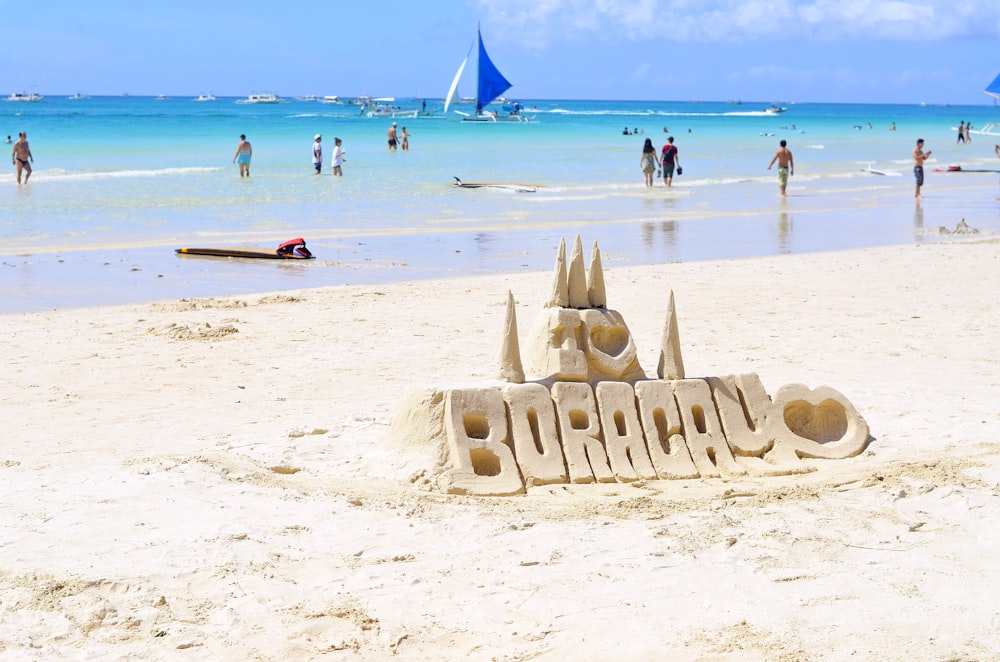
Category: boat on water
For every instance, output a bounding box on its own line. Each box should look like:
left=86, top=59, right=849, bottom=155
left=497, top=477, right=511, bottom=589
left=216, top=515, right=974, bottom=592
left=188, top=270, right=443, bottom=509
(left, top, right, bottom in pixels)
left=445, top=26, right=529, bottom=122
left=194, top=93, right=217, bottom=102
left=68, top=92, right=89, bottom=100
left=365, top=106, right=419, bottom=119
left=236, top=93, right=282, bottom=104
left=7, top=91, right=44, bottom=102
left=764, top=105, right=787, bottom=114
left=970, top=73, right=1000, bottom=136
left=321, top=95, right=343, bottom=104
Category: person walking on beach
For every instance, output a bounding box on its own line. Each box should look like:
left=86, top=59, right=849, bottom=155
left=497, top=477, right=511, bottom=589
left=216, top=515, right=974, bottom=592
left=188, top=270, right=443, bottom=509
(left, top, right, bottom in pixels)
left=387, top=122, right=398, bottom=150
left=640, top=137, right=658, bottom=187
left=331, top=137, right=346, bottom=176
left=233, top=134, right=252, bottom=177
left=660, top=136, right=680, bottom=188
left=767, top=139, right=794, bottom=197
left=312, top=134, right=323, bottom=174
left=913, top=138, right=931, bottom=198
left=400, top=126, right=410, bottom=151
left=11, top=131, right=33, bottom=184
left=957, top=121, right=966, bottom=144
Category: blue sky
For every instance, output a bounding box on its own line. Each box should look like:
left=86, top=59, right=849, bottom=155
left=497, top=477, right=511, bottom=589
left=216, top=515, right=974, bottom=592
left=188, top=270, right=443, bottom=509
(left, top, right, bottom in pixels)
left=5, top=0, right=1000, bottom=104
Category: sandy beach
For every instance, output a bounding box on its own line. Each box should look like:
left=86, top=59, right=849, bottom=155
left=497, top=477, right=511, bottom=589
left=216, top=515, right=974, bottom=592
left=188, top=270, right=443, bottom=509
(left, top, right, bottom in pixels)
left=2, top=238, right=999, bottom=660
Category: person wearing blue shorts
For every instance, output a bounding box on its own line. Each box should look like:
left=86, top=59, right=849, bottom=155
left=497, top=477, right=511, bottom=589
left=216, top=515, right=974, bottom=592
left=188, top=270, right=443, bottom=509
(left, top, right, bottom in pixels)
left=232, top=134, right=252, bottom=177
left=913, top=138, right=931, bottom=198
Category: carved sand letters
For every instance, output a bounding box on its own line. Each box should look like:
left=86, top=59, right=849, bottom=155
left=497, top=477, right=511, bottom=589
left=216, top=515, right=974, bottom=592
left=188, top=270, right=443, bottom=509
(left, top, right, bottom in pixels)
left=385, top=236, right=870, bottom=496
left=441, top=374, right=869, bottom=495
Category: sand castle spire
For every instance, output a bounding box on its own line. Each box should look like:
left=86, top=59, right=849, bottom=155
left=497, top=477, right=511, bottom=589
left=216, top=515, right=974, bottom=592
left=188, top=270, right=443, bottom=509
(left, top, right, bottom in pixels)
left=586, top=241, right=606, bottom=308
left=498, top=291, right=525, bottom=383
left=546, top=238, right=569, bottom=308
left=657, top=290, right=685, bottom=380
left=567, top=235, right=589, bottom=309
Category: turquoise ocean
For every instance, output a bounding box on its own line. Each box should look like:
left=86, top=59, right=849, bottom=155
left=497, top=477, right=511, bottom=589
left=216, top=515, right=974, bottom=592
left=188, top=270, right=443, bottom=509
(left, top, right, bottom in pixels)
left=3, top=96, right=1000, bottom=312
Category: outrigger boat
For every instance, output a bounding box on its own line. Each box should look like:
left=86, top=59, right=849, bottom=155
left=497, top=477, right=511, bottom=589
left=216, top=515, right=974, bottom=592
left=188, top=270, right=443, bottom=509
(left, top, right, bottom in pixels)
left=445, top=26, right=530, bottom=122
left=962, top=73, right=1000, bottom=137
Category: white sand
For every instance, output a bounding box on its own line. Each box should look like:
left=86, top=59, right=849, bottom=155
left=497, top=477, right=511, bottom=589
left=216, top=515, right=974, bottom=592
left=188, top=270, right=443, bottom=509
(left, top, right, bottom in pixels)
left=2, top=239, right=999, bottom=660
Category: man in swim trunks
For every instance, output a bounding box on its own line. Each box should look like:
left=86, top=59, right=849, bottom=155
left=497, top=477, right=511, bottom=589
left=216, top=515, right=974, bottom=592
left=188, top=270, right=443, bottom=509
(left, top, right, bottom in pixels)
left=767, top=139, right=794, bottom=197
left=913, top=138, right=931, bottom=198
left=660, top=136, right=680, bottom=188
left=387, top=122, right=398, bottom=150
left=11, top=131, right=33, bottom=184
left=233, top=134, right=252, bottom=177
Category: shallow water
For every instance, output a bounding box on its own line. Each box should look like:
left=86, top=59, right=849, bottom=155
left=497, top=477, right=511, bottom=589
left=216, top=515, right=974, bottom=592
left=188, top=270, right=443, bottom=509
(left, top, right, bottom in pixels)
left=3, top=97, right=999, bottom=311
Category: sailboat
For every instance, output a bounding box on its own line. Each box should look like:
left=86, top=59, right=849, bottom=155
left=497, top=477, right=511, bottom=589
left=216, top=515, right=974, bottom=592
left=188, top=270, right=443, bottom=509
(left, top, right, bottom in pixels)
left=970, top=72, right=1000, bottom=137
left=445, top=26, right=529, bottom=122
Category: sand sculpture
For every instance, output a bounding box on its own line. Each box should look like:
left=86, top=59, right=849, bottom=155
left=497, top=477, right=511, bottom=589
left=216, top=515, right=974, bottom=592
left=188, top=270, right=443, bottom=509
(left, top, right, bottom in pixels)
left=384, top=236, right=870, bottom=496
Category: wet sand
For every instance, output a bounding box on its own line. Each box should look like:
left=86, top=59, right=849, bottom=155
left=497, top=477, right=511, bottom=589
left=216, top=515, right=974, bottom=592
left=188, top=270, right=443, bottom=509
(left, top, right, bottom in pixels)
left=3, top=171, right=998, bottom=313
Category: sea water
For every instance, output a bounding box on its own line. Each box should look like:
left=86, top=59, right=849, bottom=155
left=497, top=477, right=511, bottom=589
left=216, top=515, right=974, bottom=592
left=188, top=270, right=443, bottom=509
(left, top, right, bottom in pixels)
left=2, top=96, right=999, bottom=312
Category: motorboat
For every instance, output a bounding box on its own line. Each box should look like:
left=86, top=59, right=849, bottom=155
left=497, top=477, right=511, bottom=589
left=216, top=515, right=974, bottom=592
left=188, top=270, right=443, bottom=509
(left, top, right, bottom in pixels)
left=236, top=93, right=282, bottom=104
left=194, top=93, right=217, bottom=102
left=7, top=92, right=43, bottom=102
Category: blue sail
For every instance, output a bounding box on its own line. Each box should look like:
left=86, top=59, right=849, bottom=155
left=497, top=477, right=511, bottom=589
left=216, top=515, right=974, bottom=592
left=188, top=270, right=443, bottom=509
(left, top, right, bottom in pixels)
left=986, top=72, right=1000, bottom=100
left=476, top=29, right=512, bottom=113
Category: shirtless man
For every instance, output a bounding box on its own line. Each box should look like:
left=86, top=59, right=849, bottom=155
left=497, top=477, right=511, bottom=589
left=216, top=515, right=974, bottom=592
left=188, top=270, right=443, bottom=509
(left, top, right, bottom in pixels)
left=767, top=139, right=794, bottom=197
left=232, top=134, right=252, bottom=177
left=387, top=122, right=398, bottom=150
left=913, top=138, right=931, bottom=198
left=11, top=131, right=33, bottom=184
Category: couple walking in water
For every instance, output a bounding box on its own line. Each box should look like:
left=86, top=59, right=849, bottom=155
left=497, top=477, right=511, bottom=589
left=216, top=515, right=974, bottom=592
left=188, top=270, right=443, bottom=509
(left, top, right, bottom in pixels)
left=640, top=136, right=681, bottom=188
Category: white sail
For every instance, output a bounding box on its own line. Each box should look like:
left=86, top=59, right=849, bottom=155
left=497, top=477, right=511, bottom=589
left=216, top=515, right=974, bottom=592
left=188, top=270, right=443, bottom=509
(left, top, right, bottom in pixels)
left=444, top=56, right=467, bottom=115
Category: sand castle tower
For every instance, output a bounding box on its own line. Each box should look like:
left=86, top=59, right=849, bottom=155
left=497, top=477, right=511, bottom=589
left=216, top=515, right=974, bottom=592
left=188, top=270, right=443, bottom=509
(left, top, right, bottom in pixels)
left=514, top=236, right=649, bottom=385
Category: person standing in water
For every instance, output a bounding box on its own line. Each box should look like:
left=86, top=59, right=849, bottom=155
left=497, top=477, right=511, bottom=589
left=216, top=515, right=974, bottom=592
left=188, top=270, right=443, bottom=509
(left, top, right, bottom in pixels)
left=912, top=138, right=931, bottom=198
left=387, top=122, right=398, bottom=150
left=993, top=144, right=1000, bottom=201
left=767, top=139, right=794, bottom=197
left=11, top=131, right=33, bottom=184
left=640, top=137, right=657, bottom=187
left=331, top=137, right=346, bottom=176
left=232, top=134, right=252, bottom=177
left=660, top=136, right=680, bottom=188
left=400, top=126, right=410, bottom=151
left=312, top=134, right=323, bottom=174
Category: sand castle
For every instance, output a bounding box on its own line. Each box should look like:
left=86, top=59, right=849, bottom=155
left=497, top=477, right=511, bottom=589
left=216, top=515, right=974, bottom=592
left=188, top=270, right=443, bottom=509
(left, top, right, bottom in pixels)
left=385, top=236, right=870, bottom=496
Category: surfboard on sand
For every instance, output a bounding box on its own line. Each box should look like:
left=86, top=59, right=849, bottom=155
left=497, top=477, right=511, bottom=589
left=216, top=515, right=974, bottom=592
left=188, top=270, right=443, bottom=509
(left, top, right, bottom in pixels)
left=452, top=176, right=539, bottom=192
left=176, top=238, right=315, bottom=260
left=176, top=247, right=313, bottom=259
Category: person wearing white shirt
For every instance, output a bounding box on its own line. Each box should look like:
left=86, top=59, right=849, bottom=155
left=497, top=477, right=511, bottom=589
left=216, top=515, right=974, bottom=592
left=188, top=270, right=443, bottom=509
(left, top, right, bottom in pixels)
left=332, top=137, right=346, bottom=176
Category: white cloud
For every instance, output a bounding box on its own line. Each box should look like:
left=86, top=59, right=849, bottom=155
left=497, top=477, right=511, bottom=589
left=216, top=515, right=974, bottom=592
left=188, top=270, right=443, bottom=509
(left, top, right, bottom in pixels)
left=474, top=0, right=1000, bottom=46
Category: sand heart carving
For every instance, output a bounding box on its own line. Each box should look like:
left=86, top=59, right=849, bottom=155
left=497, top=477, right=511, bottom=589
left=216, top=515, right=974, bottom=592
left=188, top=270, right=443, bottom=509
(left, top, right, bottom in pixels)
left=769, top=384, right=870, bottom=460
left=579, top=309, right=639, bottom=377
